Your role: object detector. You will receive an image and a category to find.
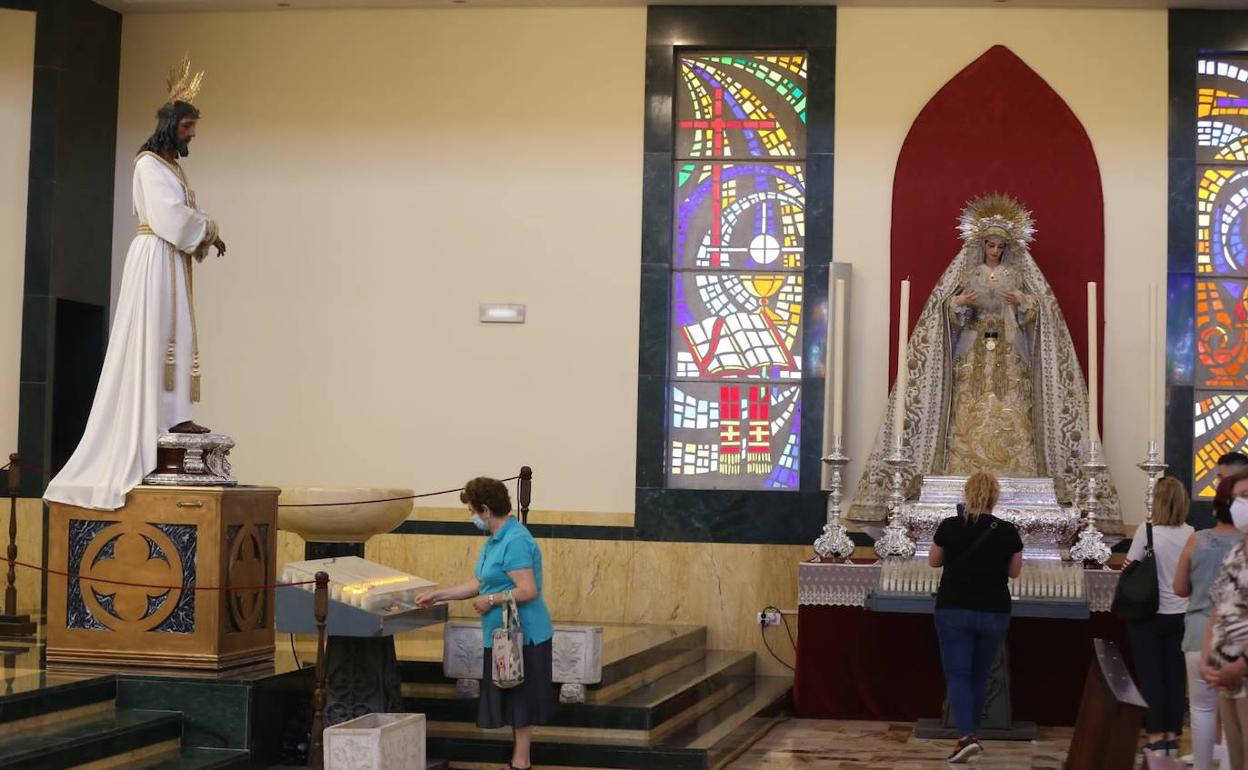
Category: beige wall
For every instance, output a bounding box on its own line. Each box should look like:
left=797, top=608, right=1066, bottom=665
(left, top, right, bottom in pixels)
left=114, top=8, right=645, bottom=513
left=834, top=8, right=1169, bottom=526
left=0, top=10, right=34, bottom=459
left=115, top=7, right=1171, bottom=524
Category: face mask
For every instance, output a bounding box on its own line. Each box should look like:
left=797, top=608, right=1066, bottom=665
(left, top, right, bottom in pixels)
left=1231, top=499, right=1248, bottom=533
left=471, top=514, right=490, bottom=532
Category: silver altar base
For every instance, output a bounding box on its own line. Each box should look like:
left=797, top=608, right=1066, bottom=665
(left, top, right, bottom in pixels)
left=797, top=561, right=1122, bottom=614
left=902, top=476, right=1080, bottom=561
left=143, top=432, right=238, bottom=486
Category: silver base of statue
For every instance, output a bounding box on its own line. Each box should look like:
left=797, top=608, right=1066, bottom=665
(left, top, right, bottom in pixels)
left=874, top=446, right=916, bottom=561
left=903, top=476, right=1080, bottom=561
left=143, top=432, right=238, bottom=487
left=815, top=436, right=856, bottom=561
left=1069, top=439, right=1111, bottom=568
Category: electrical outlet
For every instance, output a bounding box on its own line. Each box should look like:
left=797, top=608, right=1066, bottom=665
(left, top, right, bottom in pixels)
left=757, top=610, right=781, bottom=627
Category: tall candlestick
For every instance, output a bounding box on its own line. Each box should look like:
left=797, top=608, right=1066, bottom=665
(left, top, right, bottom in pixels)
left=1148, top=284, right=1158, bottom=444
left=831, top=277, right=846, bottom=438
left=1087, top=282, right=1099, bottom=444
left=892, top=279, right=911, bottom=449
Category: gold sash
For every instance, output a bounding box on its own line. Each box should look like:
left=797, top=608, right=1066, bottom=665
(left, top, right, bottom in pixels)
left=136, top=224, right=201, bottom=402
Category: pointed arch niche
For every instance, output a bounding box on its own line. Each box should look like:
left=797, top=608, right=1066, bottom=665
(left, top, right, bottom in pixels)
left=888, top=45, right=1104, bottom=421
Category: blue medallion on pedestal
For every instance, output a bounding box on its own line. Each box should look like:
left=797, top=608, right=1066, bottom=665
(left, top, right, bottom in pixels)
left=66, top=519, right=197, bottom=633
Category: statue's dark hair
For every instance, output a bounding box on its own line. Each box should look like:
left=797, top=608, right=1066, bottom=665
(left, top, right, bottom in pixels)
left=138, top=101, right=199, bottom=157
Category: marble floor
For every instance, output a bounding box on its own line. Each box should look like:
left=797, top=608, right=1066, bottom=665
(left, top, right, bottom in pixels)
left=725, top=719, right=1076, bottom=769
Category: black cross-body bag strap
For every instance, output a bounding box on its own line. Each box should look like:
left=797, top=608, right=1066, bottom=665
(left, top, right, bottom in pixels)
left=951, top=516, right=999, bottom=564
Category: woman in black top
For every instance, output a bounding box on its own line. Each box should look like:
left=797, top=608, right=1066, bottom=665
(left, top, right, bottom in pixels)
left=929, top=472, right=1024, bottom=763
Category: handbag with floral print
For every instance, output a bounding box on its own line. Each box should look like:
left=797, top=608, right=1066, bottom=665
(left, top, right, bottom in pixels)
left=491, top=592, right=525, bottom=689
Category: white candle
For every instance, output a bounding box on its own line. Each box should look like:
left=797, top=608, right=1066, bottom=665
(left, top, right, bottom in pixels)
left=831, top=277, right=846, bottom=438
left=892, top=279, right=911, bottom=449
left=1147, top=284, right=1158, bottom=444
left=1157, top=286, right=1166, bottom=444
left=1087, top=282, right=1099, bottom=444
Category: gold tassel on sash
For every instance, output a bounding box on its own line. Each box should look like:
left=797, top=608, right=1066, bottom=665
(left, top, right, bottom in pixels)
left=144, top=222, right=203, bottom=403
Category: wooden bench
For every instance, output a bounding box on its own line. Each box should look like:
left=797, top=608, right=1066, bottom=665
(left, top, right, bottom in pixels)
left=1064, top=638, right=1148, bottom=770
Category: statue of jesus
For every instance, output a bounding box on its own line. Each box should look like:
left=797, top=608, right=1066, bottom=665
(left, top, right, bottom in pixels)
left=45, top=57, right=225, bottom=511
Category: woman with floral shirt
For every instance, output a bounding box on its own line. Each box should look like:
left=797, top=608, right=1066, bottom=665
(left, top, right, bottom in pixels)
left=1201, top=467, right=1248, bottom=770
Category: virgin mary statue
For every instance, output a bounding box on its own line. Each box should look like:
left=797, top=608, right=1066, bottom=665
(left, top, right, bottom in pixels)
left=848, top=194, right=1120, bottom=526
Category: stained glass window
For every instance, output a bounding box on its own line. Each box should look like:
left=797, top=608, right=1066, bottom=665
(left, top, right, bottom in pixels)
left=1198, top=59, right=1248, bottom=164
left=668, top=53, right=808, bottom=491
left=1194, top=392, right=1248, bottom=497
left=1193, top=58, right=1248, bottom=497
left=1196, top=279, right=1248, bottom=387
left=1197, top=58, right=1248, bottom=275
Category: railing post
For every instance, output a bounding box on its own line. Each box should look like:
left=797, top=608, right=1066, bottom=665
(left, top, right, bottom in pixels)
left=0, top=454, right=33, bottom=638
left=518, top=466, right=532, bottom=525
left=309, top=571, right=329, bottom=769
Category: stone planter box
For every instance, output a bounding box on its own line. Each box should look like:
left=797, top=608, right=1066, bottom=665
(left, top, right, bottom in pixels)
left=324, top=712, right=425, bottom=770
left=442, top=621, right=603, bottom=702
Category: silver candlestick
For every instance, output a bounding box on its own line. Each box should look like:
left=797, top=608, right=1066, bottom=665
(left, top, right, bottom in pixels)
left=1070, top=437, right=1112, bottom=568
left=1137, top=439, right=1167, bottom=522
left=874, top=443, right=916, bottom=561
left=815, top=434, right=855, bottom=561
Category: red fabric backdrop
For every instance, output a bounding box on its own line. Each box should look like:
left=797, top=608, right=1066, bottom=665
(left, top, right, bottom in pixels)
left=888, top=45, right=1104, bottom=430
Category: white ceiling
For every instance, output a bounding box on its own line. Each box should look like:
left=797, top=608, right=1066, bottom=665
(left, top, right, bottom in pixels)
left=90, top=0, right=1248, bottom=12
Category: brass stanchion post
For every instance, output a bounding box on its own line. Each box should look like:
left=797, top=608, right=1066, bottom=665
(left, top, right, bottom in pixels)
left=0, top=454, right=34, bottom=638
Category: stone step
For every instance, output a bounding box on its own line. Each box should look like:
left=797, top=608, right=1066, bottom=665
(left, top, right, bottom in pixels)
left=407, top=650, right=755, bottom=734
left=668, top=675, right=791, bottom=770
left=0, top=708, right=182, bottom=770
left=399, top=624, right=709, bottom=704
left=128, top=746, right=251, bottom=769
left=423, top=674, right=791, bottom=770
left=0, top=672, right=115, bottom=731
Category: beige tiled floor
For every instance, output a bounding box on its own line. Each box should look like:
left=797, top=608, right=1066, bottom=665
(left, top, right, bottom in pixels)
left=725, top=719, right=1077, bottom=769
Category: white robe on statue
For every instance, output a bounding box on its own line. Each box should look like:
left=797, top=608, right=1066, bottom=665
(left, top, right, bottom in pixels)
left=44, top=152, right=216, bottom=510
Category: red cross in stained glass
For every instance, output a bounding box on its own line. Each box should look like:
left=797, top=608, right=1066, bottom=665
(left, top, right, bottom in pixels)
left=678, top=87, right=779, bottom=267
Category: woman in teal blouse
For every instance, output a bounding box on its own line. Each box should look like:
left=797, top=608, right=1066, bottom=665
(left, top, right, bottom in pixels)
left=415, top=477, right=553, bottom=770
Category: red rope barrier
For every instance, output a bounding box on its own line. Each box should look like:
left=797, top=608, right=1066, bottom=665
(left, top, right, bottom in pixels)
left=8, top=558, right=315, bottom=592
left=274, top=474, right=523, bottom=508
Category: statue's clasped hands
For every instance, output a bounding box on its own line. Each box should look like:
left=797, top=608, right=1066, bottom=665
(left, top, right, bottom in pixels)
left=954, top=290, right=980, bottom=307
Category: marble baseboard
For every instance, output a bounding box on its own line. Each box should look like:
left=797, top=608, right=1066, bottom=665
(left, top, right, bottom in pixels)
left=279, top=531, right=811, bottom=678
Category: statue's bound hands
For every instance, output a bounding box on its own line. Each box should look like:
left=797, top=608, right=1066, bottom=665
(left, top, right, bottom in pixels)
left=954, top=290, right=980, bottom=307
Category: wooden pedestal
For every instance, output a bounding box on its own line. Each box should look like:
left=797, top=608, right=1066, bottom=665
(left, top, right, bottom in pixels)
left=47, top=485, right=279, bottom=672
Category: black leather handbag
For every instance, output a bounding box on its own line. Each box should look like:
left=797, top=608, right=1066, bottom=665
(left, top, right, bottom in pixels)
left=1111, top=522, right=1159, bottom=622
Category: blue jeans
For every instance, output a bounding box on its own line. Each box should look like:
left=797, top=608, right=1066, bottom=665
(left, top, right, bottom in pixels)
left=934, top=607, right=1011, bottom=737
